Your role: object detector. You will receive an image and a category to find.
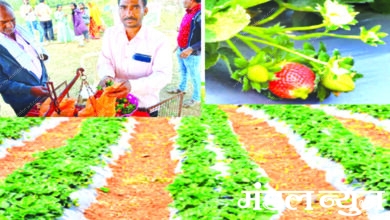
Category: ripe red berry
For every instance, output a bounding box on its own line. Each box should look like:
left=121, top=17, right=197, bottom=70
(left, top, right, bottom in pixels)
left=269, top=63, right=316, bottom=99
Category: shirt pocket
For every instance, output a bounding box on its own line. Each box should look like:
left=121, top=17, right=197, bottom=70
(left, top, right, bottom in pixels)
left=127, top=54, right=153, bottom=78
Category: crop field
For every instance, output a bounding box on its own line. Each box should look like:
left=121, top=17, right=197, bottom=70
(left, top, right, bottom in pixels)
left=1, top=104, right=390, bottom=219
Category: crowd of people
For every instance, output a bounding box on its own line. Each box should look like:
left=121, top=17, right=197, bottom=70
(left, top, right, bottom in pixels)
left=19, top=0, right=105, bottom=46
left=0, top=0, right=202, bottom=117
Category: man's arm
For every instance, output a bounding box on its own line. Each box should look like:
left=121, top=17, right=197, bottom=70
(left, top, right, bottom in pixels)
left=181, top=12, right=201, bottom=58
left=97, top=28, right=116, bottom=80
left=0, top=68, right=32, bottom=96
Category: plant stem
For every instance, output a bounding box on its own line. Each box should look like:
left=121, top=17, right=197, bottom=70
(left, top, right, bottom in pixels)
left=289, top=32, right=361, bottom=40
left=254, top=7, right=287, bottom=26
left=243, top=26, right=279, bottom=43
left=236, top=34, right=328, bottom=66
left=238, top=36, right=262, bottom=53
left=226, top=39, right=245, bottom=60
left=284, top=23, right=326, bottom=32
left=274, top=0, right=317, bottom=12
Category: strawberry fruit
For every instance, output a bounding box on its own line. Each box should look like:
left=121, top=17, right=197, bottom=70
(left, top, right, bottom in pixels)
left=268, top=63, right=316, bottom=99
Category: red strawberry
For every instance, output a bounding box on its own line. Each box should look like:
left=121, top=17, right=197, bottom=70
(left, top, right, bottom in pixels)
left=94, top=90, right=103, bottom=99
left=268, top=63, right=316, bottom=99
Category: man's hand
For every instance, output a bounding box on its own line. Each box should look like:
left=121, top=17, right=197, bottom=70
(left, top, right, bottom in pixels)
left=180, top=47, right=193, bottom=59
left=30, top=86, right=49, bottom=97
left=105, top=80, right=131, bottom=98
left=97, top=76, right=114, bottom=89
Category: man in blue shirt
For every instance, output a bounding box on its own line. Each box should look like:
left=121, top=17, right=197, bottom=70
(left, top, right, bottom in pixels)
left=0, top=1, right=49, bottom=116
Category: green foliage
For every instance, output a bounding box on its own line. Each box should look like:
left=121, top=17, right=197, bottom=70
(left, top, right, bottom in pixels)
left=167, top=106, right=276, bottom=219
left=0, top=118, right=125, bottom=219
left=249, top=104, right=390, bottom=208
left=0, top=118, right=44, bottom=144
left=334, top=105, right=390, bottom=120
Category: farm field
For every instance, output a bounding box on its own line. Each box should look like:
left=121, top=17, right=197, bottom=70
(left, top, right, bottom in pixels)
left=1, top=104, right=390, bottom=219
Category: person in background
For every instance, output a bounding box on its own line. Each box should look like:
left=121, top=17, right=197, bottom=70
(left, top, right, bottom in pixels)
left=35, top=0, right=55, bottom=43
left=109, top=0, right=121, bottom=26
left=70, top=2, right=89, bottom=47
left=97, top=0, right=172, bottom=117
left=167, top=0, right=201, bottom=108
left=54, top=4, right=74, bottom=43
left=88, top=1, right=104, bottom=39
left=19, top=0, right=44, bottom=43
left=78, top=2, right=90, bottom=41
left=0, top=1, right=49, bottom=116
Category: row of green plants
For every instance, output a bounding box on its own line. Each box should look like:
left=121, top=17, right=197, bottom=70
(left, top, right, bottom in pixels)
left=0, top=118, right=44, bottom=144
left=202, top=105, right=275, bottom=219
left=167, top=116, right=222, bottom=218
left=0, top=118, right=125, bottom=219
left=249, top=104, right=390, bottom=208
left=334, top=104, right=390, bottom=120
left=167, top=105, right=275, bottom=219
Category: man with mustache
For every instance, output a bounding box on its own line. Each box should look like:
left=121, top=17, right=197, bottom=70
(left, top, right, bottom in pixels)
left=0, top=1, right=49, bottom=116
left=97, top=0, right=172, bottom=117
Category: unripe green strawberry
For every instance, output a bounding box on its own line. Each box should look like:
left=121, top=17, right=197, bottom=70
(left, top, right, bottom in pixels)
left=322, top=73, right=355, bottom=92
left=247, top=65, right=269, bottom=83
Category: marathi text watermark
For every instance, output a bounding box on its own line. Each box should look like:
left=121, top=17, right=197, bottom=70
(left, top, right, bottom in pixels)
left=238, top=182, right=385, bottom=216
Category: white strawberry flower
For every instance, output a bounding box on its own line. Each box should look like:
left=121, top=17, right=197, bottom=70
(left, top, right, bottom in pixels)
left=329, top=59, right=349, bottom=76
left=318, top=0, right=358, bottom=28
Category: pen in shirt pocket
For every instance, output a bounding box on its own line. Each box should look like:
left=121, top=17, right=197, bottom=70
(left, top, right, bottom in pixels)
left=133, top=53, right=152, bottom=63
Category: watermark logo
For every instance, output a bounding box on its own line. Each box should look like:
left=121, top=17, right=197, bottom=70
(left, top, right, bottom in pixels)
left=238, top=182, right=385, bottom=216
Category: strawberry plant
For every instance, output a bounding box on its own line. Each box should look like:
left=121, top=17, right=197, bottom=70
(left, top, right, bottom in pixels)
left=334, top=104, right=390, bottom=120
left=206, top=0, right=388, bottom=101
left=0, top=118, right=125, bottom=219
left=168, top=106, right=276, bottom=219
left=249, top=104, right=390, bottom=208
left=0, top=118, right=44, bottom=144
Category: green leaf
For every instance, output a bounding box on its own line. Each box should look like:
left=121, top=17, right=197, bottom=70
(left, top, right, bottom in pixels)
left=218, top=47, right=237, bottom=69
left=234, top=58, right=249, bottom=69
left=303, top=42, right=315, bottom=51
left=206, top=54, right=220, bottom=70
left=237, top=69, right=248, bottom=76
left=242, top=77, right=251, bottom=91
left=99, top=187, right=110, bottom=193
left=205, top=0, right=231, bottom=11
left=250, top=51, right=267, bottom=65
left=319, top=42, right=327, bottom=52
left=250, top=81, right=262, bottom=93
left=220, top=54, right=234, bottom=76
left=316, top=84, right=331, bottom=102
left=232, top=0, right=270, bottom=9
left=206, top=42, right=221, bottom=69
left=231, top=70, right=242, bottom=81
left=206, top=5, right=250, bottom=42
left=318, top=51, right=330, bottom=62
left=287, top=0, right=324, bottom=8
